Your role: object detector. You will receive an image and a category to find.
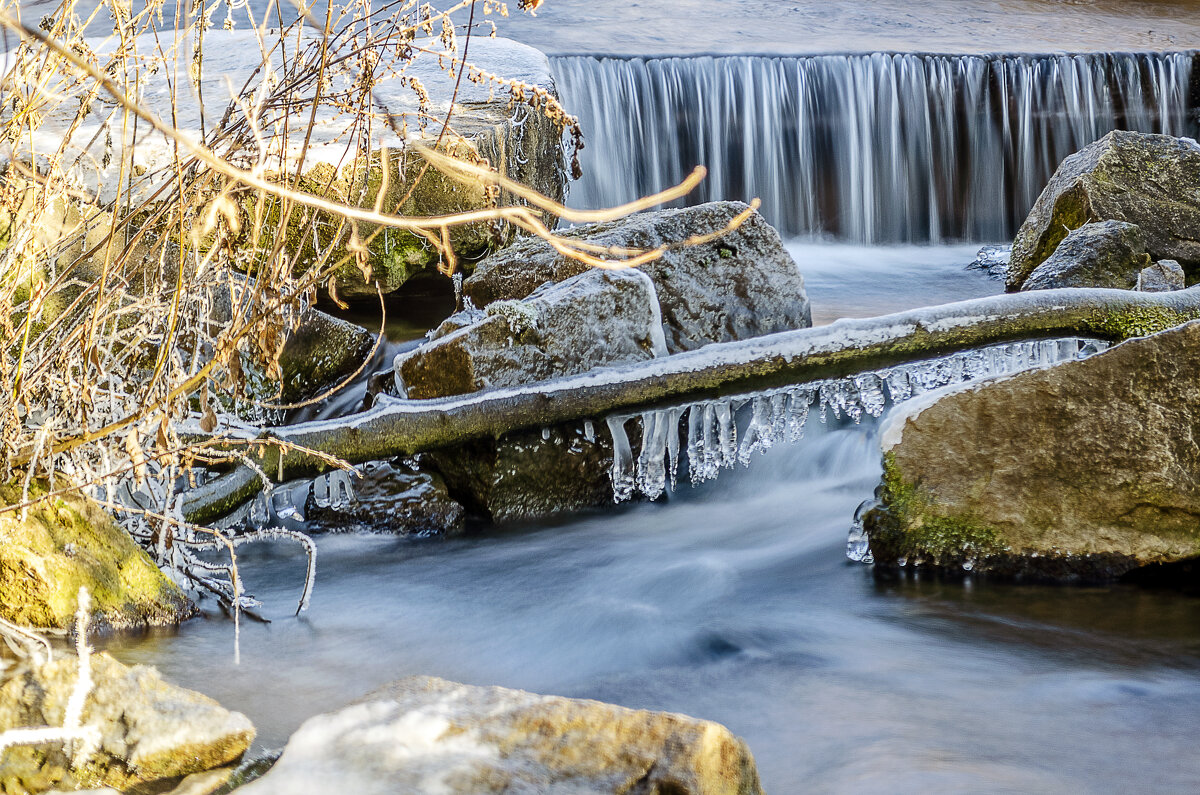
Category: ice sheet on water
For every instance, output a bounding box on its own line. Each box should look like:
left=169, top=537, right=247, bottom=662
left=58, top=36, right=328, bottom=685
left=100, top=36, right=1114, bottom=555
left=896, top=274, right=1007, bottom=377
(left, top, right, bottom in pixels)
left=600, top=337, right=1108, bottom=504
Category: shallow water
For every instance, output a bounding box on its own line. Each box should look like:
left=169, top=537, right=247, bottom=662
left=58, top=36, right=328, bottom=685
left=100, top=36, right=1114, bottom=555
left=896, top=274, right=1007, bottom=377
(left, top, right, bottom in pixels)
left=97, top=247, right=1200, bottom=792
left=99, top=407, right=1200, bottom=792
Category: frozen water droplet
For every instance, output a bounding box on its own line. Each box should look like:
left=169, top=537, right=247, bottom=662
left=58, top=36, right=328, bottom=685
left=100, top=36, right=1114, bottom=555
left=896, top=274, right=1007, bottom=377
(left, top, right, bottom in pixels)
left=542, top=427, right=551, bottom=441
left=583, top=419, right=596, bottom=443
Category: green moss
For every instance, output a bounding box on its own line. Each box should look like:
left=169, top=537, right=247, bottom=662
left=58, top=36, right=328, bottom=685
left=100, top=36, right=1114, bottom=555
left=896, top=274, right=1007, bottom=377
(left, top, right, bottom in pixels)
left=0, top=481, right=192, bottom=630
left=869, top=453, right=1004, bottom=567
left=1090, top=305, right=1190, bottom=340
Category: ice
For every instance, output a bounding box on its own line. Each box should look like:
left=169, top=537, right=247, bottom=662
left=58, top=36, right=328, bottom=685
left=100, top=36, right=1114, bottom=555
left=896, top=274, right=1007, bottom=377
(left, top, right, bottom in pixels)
left=605, top=336, right=1106, bottom=503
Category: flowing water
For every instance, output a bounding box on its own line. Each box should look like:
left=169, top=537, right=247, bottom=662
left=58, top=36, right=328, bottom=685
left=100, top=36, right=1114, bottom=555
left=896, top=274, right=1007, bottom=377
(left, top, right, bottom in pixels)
left=17, top=0, right=1200, bottom=789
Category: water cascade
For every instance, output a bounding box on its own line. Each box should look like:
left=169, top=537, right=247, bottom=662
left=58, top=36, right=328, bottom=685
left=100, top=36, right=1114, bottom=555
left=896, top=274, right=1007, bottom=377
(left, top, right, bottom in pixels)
left=554, top=52, right=1199, bottom=242
left=605, top=337, right=1108, bottom=503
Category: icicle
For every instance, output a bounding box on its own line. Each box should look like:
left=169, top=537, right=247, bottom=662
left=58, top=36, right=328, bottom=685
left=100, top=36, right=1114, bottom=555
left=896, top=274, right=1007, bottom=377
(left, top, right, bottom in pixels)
left=846, top=498, right=878, bottom=564
left=634, top=410, right=670, bottom=501
left=786, top=388, right=811, bottom=441
left=664, top=407, right=682, bottom=491
left=583, top=419, right=596, bottom=443
left=855, top=373, right=887, bottom=418
left=606, top=415, right=636, bottom=502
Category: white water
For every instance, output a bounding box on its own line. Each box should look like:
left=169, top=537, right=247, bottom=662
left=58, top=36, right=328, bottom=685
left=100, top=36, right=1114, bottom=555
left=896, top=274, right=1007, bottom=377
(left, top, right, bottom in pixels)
left=554, top=52, right=1197, bottom=242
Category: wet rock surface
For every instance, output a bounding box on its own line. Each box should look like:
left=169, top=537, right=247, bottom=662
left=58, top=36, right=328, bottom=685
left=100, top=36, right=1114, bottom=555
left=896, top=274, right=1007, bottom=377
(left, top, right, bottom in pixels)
left=0, top=483, right=192, bottom=632
left=867, top=320, right=1200, bottom=580
left=306, top=460, right=465, bottom=536
left=429, top=422, right=614, bottom=524
left=0, top=654, right=254, bottom=793
left=1008, top=131, right=1200, bottom=290
left=1020, top=220, right=1150, bottom=291
left=395, top=267, right=665, bottom=399
left=463, top=201, right=812, bottom=352
left=238, top=675, right=763, bottom=795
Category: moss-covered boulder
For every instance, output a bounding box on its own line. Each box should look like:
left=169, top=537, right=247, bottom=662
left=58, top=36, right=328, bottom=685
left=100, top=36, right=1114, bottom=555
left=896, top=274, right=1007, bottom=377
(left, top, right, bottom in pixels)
left=866, top=320, right=1200, bottom=580
left=0, top=483, right=192, bottom=631
left=0, top=653, right=254, bottom=793
left=1020, top=220, right=1150, bottom=291
left=464, top=201, right=812, bottom=353
left=1008, top=131, right=1200, bottom=291
left=277, top=309, right=374, bottom=405
left=238, top=675, right=763, bottom=795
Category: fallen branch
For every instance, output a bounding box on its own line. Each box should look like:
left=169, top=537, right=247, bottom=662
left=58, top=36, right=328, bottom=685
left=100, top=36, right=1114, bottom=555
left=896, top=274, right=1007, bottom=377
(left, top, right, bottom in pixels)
left=184, top=286, right=1200, bottom=523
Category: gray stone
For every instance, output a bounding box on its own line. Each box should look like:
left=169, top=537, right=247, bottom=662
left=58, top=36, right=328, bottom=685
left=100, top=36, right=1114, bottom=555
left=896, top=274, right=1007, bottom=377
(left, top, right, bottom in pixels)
left=306, top=460, right=465, bottom=536
left=1008, top=130, right=1200, bottom=290
left=866, top=320, right=1200, bottom=580
left=1020, top=220, right=1150, bottom=291
left=238, top=676, right=763, bottom=795
left=0, top=653, right=254, bottom=793
left=394, top=267, right=666, bottom=399
left=278, top=309, right=374, bottom=405
left=1138, top=259, right=1186, bottom=292
left=463, top=201, right=812, bottom=353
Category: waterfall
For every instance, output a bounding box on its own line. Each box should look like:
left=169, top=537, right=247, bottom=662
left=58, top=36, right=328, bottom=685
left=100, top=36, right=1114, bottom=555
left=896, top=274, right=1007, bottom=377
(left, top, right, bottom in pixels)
left=554, top=52, right=1199, bottom=243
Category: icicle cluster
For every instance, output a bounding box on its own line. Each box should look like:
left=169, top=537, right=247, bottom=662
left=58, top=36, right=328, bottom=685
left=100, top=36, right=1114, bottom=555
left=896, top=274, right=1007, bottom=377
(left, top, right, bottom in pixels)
left=604, top=338, right=1107, bottom=503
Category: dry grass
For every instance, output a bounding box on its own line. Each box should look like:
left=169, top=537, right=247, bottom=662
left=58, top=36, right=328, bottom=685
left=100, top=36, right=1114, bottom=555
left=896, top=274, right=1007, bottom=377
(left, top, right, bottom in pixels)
left=0, top=0, right=745, bottom=616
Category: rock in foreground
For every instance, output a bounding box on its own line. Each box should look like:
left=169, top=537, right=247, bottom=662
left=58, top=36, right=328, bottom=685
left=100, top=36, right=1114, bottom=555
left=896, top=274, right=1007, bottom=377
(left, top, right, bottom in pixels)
left=867, top=320, right=1200, bottom=580
left=464, top=201, right=812, bottom=353
left=1007, top=130, right=1200, bottom=290
left=0, top=653, right=254, bottom=793
left=0, top=483, right=192, bottom=631
left=239, top=676, right=763, bottom=795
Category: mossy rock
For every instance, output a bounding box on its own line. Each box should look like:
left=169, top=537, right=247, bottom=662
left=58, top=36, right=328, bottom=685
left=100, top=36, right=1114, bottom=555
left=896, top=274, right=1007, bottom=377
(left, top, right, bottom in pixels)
left=0, top=482, right=193, bottom=631
left=1008, top=131, right=1200, bottom=290
left=866, top=320, right=1200, bottom=581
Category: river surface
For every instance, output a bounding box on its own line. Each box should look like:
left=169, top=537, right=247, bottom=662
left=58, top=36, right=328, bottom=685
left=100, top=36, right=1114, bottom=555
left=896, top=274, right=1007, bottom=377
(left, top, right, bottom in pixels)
left=15, top=0, right=1200, bottom=789
left=96, top=244, right=1200, bottom=793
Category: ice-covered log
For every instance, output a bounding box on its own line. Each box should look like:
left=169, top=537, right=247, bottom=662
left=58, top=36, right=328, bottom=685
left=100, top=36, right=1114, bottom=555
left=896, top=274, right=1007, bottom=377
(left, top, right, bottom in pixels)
left=183, top=285, right=1200, bottom=523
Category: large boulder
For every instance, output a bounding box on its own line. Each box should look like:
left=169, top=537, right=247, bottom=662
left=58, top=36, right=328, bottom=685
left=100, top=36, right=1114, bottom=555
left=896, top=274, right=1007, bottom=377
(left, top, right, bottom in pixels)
left=1007, top=131, right=1200, bottom=290
left=394, top=267, right=666, bottom=399
left=277, top=309, right=375, bottom=405
left=238, top=676, right=763, bottom=795
left=0, top=653, right=254, bottom=793
left=866, top=319, right=1200, bottom=580
left=1020, top=220, right=1150, bottom=291
left=463, top=201, right=812, bottom=352
left=0, top=483, right=192, bottom=631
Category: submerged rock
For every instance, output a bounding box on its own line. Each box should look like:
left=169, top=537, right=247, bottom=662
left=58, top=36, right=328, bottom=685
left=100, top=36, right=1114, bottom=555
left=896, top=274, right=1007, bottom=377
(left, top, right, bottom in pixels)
left=866, top=320, right=1200, bottom=580
left=1137, top=259, right=1186, bottom=292
left=1008, top=130, right=1200, bottom=290
left=238, top=675, right=763, bottom=795
left=0, top=483, right=192, bottom=631
left=394, top=267, right=666, bottom=399
left=1020, top=220, right=1150, bottom=291
left=968, top=244, right=1011, bottom=281
left=306, top=460, right=465, bottom=536
left=463, top=201, right=812, bottom=352
left=0, top=653, right=254, bottom=793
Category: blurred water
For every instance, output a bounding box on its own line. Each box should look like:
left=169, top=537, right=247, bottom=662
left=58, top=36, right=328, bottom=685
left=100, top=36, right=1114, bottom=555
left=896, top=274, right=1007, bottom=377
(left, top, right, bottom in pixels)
left=99, top=412, right=1200, bottom=792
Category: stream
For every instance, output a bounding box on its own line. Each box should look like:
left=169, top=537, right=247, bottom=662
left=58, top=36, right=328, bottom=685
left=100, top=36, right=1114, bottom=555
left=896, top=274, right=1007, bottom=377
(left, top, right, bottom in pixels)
left=17, top=0, right=1200, bottom=789
left=96, top=242, right=1200, bottom=793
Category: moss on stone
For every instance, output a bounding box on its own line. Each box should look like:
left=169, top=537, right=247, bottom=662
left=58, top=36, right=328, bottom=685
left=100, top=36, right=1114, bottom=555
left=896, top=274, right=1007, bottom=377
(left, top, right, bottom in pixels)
left=1089, top=305, right=1189, bottom=340
left=0, top=481, right=193, bottom=630
left=867, top=452, right=1005, bottom=569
